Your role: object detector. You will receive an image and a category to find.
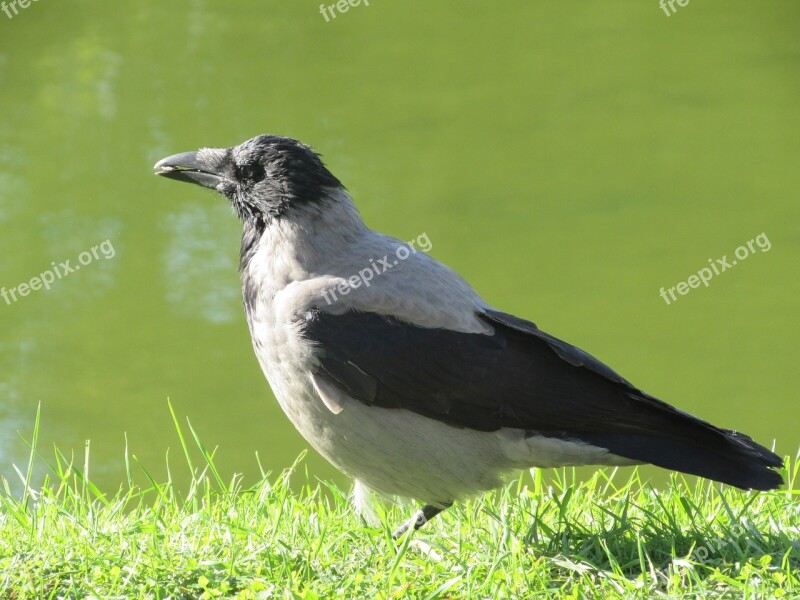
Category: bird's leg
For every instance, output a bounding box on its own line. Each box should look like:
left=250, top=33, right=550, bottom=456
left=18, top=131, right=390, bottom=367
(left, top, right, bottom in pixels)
left=392, top=503, right=450, bottom=539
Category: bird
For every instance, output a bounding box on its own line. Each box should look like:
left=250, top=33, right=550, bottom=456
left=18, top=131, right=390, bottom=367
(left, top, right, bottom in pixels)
left=154, top=134, right=783, bottom=538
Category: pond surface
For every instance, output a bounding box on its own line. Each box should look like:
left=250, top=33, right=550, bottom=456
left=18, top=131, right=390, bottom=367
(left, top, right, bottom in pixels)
left=1, top=1, right=798, bottom=493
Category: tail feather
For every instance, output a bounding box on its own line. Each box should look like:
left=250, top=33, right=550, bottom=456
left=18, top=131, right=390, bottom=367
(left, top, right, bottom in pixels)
left=582, top=427, right=783, bottom=490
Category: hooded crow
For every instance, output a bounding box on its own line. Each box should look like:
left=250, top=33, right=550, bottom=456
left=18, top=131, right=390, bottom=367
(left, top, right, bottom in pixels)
left=154, top=134, right=782, bottom=537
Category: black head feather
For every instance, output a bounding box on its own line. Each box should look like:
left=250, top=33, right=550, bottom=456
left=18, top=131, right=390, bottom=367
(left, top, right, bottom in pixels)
left=156, top=134, right=343, bottom=225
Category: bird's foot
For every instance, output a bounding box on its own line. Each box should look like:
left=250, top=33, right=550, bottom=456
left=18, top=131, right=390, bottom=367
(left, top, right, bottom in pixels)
left=392, top=503, right=450, bottom=539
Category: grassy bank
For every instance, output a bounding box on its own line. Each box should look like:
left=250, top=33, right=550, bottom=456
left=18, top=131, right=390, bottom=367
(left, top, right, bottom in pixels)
left=0, top=409, right=798, bottom=599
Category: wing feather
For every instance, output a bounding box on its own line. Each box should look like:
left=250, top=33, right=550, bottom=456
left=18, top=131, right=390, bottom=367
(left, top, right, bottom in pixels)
left=297, top=307, right=782, bottom=490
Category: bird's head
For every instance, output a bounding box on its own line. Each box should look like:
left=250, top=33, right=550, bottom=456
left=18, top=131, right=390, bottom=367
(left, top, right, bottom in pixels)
left=154, top=134, right=343, bottom=225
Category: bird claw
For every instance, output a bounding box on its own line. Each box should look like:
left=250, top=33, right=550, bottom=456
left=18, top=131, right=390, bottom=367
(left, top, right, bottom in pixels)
left=391, top=504, right=449, bottom=540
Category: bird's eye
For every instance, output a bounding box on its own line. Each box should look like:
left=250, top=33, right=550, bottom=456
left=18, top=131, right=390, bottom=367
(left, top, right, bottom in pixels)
left=237, top=163, right=264, bottom=182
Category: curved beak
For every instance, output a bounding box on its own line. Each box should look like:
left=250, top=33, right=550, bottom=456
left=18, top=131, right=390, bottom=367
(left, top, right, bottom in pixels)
left=154, top=151, right=222, bottom=189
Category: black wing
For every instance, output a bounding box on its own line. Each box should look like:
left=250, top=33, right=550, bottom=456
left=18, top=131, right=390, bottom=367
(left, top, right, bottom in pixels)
left=298, top=308, right=782, bottom=490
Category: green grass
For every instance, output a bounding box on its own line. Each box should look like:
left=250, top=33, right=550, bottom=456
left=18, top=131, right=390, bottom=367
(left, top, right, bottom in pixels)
left=0, top=407, right=798, bottom=599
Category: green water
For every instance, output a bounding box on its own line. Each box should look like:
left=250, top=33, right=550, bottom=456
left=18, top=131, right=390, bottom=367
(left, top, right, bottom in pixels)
left=1, top=1, right=798, bottom=493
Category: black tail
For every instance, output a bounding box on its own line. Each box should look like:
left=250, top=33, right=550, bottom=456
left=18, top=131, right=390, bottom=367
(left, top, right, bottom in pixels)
left=475, top=310, right=783, bottom=489
left=581, top=410, right=784, bottom=490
